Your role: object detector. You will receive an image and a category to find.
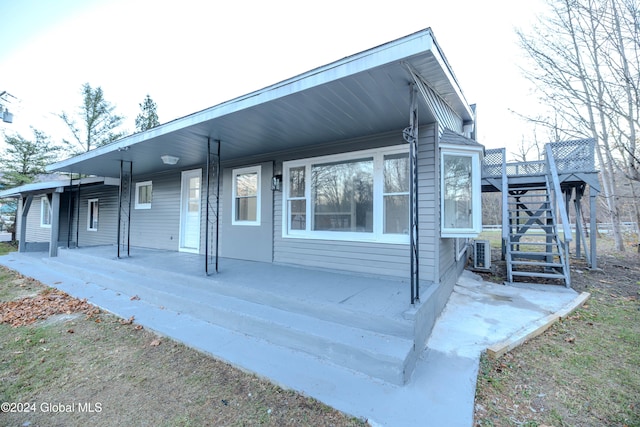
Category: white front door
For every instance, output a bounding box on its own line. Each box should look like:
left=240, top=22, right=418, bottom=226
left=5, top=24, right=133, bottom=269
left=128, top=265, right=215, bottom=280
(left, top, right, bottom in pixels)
left=180, top=169, right=201, bottom=253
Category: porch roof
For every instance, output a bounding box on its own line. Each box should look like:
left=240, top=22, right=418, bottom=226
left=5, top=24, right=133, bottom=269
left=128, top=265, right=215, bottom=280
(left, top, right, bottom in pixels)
left=0, top=176, right=118, bottom=199
left=47, top=28, right=474, bottom=178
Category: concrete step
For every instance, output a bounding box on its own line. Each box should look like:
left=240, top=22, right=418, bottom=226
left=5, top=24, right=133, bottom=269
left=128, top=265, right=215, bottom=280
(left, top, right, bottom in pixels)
left=53, top=248, right=411, bottom=338
left=43, top=251, right=415, bottom=385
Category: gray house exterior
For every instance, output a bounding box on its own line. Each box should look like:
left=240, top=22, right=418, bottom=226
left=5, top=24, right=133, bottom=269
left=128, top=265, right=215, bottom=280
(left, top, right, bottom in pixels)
left=2, top=28, right=485, bottom=384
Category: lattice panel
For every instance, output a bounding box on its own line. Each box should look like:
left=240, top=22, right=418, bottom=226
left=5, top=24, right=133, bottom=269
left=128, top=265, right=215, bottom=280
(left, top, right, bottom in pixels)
left=548, top=139, right=596, bottom=173
left=505, top=161, right=546, bottom=177
left=482, top=148, right=504, bottom=178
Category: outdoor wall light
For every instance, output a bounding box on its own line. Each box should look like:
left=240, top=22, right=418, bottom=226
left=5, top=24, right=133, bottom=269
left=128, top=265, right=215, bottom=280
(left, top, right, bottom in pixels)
left=161, top=155, right=180, bottom=165
left=271, top=174, right=282, bottom=191
left=2, top=109, right=13, bottom=124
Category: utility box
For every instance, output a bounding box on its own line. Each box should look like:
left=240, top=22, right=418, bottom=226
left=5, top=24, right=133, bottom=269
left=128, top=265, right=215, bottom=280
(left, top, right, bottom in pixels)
left=473, top=240, right=491, bottom=270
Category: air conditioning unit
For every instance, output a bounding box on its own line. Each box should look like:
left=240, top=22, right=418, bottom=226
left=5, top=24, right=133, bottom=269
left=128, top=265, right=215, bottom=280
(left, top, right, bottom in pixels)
left=473, top=240, right=491, bottom=270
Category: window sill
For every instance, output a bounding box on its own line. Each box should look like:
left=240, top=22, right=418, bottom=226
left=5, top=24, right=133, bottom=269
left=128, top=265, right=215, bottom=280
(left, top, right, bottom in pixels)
left=441, top=230, right=481, bottom=238
left=282, top=232, right=409, bottom=245
left=232, top=221, right=260, bottom=226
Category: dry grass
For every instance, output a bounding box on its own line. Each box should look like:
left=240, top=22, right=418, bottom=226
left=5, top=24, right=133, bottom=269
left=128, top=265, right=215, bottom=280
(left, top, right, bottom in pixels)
left=474, top=234, right=640, bottom=427
left=0, top=262, right=366, bottom=427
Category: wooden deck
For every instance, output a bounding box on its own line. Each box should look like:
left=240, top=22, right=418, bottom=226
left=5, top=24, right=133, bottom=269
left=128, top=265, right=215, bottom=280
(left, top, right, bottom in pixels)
left=480, top=138, right=600, bottom=280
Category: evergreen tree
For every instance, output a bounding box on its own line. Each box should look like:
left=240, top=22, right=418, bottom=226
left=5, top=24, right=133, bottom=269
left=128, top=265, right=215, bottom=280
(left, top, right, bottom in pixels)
left=59, top=83, right=125, bottom=153
left=0, top=127, right=61, bottom=188
left=135, top=94, right=160, bottom=132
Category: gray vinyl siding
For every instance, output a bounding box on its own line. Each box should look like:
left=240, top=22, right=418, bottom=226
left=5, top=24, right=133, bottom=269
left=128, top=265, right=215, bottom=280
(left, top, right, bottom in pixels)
left=76, top=185, right=118, bottom=246
left=25, top=195, right=51, bottom=243
left=417, top=124, right=437, bottom=284
left=219, top=163, right=273, bottom=262
left=129, top=171, right=182, bottom=251
left=418, top=76, right=465, bottom=135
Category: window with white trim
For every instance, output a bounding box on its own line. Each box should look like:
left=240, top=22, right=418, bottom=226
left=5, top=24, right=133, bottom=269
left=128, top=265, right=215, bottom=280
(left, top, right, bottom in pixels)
left=232, top=166, right=261, bottom=225
left=283, top=145, right=409, bottom=243
left=40, top=196, right=52, bottom=228
left=135, top=181, right=152, bottom=209
left=440, top=144, right=483, bottom=237
left=87, top=199, right=99, bottom=231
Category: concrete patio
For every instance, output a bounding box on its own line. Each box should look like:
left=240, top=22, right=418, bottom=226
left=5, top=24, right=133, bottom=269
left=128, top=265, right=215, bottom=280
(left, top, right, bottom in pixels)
left=0, top=246, right=584, bottom=426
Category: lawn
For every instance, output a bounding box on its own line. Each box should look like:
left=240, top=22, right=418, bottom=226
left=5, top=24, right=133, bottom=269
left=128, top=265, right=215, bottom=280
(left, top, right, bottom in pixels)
left=474, top=233, right=640, bottom=427
left=0, top=249, right=365, bottom=426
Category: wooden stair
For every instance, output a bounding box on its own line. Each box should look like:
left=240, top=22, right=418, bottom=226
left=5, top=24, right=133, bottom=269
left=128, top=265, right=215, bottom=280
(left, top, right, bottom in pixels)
left=504, top=177, right=570, bottom=286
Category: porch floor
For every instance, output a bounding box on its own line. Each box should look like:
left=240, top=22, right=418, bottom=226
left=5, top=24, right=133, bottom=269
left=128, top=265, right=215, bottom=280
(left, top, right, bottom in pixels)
left=68, top=245, right=411, bottom=321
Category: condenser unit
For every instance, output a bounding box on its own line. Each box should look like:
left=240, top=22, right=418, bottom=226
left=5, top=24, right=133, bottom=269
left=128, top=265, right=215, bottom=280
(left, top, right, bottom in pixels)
left=473, top=240, right=491, bottom=270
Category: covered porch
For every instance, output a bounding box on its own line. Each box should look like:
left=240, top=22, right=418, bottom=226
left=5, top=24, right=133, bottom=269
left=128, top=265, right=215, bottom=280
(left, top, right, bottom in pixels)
left=2, top=244, right=429, bottom=385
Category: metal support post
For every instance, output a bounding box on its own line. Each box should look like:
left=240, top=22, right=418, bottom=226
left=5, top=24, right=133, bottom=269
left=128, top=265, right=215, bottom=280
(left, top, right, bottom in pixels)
left=117, top=160, right=133, bottom=258
left=205, top=138, right=221, bottom=274
left=403, top=83, right=420, bottom=304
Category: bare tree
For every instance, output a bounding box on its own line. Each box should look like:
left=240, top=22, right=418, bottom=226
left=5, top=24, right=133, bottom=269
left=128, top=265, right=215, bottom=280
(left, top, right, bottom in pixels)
left=516, top=0, right=640, bottom=251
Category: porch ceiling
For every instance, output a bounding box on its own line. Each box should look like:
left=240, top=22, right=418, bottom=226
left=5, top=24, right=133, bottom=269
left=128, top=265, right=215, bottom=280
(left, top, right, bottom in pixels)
left=48, top=28, right=473, bottom=178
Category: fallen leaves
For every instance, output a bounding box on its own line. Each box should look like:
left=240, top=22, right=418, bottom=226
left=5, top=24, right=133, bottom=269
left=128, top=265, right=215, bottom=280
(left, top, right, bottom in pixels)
left=119, top=315, right=135, bottom=325
left=0, top=288, right=99, bottom=327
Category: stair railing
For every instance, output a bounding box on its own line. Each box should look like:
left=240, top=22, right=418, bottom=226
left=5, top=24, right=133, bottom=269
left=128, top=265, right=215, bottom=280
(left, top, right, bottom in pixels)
left=500, top=148, right=508, bottom=242
left=500, top=149, right=513, bottom=282
left=545, top=144, right=572, bottom=287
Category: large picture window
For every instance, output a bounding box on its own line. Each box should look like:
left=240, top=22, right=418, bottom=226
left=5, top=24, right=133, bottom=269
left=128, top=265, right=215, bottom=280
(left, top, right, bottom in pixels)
left=312, top=158, right=374, bottom=232
left=440, top=144, right=483, bottom=237
left=232, top=166, right=261, bottom=226
left=283, top=146, right=408, bottom=243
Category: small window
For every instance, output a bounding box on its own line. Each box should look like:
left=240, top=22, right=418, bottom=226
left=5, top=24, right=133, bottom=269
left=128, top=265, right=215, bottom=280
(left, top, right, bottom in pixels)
left=135, top=181, right=152, bottom=209
left=232, top=166, right=261, bottom=225
left=40, top=196, right=52, bottom=228
left=87, top=199, right=99, bottom=231
left=441, top=145, right=483, bottom=237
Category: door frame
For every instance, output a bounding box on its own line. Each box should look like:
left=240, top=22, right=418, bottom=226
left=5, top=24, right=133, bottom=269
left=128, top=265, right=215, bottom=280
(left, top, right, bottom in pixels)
left=179, top=168, right=202, bottom=253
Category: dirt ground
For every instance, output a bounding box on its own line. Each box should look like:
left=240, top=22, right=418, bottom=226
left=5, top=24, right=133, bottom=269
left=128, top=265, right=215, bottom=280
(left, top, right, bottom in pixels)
left=473, top=237, right=640, bottom=426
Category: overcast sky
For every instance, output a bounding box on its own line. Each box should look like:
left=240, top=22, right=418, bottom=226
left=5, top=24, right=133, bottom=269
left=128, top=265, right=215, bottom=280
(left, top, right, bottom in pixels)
left=0, top=0, right=546, bottom=152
